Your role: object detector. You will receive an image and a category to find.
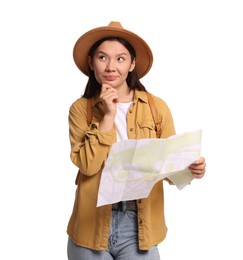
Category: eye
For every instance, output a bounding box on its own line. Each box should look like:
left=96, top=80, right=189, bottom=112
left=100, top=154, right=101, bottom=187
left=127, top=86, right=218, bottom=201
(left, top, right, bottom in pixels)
left=98, top=55, right=107, bottom=61
left=117, top=56, right=125, bottom=61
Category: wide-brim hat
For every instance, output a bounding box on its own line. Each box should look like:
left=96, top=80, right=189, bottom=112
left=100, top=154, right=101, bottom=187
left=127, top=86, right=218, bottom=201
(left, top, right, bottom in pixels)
left=73, top=21, right=153, bottom=79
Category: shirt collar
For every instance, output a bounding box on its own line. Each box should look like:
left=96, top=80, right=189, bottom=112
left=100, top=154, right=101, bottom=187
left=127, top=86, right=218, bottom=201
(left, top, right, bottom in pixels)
left=133, top=90, right=148, bottom=104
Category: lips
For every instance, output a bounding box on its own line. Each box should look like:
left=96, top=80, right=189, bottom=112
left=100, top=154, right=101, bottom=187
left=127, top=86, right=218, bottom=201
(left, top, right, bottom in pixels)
left=104, top=76, right=117, bottom=81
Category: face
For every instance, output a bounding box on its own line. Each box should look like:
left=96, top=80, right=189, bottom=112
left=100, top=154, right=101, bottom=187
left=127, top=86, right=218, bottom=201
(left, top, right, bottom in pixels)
left=88, top=40, right=135, bottom=89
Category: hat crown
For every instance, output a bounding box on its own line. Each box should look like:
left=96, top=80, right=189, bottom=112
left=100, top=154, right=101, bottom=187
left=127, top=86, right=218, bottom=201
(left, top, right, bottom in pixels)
left=108, top=21, right=123, bottom=29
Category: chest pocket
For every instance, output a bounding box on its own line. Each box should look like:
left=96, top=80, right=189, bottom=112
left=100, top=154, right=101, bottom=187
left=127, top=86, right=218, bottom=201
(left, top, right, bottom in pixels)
left=137, top=119, right=157, bottom=139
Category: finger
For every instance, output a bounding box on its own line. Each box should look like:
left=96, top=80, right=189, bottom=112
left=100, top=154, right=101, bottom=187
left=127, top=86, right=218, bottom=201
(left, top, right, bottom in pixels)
left=100, top=86, right=118, bottom=103
left=101, top=83, right=114, bottom=92
left=194, top=157, right=205, bottom=165
left=101, top=84, right=110, bottom=94
left=189, top=161, right=206, bottom=170
left=192, top=172, right=205, bottom=179
left=189, top=163, right=206, bottom=171
left=190, top=165, right=206, bottom=178
left=190, top=168, right=205, bottom=174
left=101, top=92, right=118, bottom=104
left=100, top=87, right=118, bottom=98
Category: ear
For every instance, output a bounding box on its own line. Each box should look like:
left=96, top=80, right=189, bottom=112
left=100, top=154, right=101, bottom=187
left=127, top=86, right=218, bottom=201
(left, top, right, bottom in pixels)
left=129, top=58, right=136, bottom=72
left=88, top=56, right=94, bottom=70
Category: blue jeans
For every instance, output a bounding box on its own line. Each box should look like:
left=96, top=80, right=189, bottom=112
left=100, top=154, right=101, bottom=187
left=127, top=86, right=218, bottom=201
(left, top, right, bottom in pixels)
left=67, top=210, right=161, bottom=259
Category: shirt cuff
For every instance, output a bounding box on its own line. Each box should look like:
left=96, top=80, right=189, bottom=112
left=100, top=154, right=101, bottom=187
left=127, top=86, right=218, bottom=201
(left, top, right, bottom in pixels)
left=86, top=122, right=116, bottom=145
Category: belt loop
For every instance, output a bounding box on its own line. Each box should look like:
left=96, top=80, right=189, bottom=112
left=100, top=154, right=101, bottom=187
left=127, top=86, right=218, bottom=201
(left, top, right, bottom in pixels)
left=122, top=201, right=126, bottom=212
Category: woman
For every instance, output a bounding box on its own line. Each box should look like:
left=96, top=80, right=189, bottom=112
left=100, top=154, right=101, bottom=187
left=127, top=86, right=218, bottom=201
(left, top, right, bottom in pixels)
left=67, top=21, right=206, bottom=260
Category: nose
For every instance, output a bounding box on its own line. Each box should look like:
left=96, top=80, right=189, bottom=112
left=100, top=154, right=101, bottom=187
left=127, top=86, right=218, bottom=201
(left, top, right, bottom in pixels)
left=105, top=59, right=116, bottom=72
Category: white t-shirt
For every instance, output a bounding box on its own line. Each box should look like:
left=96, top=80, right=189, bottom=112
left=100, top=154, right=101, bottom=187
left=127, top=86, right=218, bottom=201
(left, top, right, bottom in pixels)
left=115, top=102, right=132, bottom=142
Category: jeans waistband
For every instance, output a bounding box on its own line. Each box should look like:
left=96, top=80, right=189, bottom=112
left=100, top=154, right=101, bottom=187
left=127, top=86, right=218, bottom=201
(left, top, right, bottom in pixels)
left=112, top=200, right=137, bottom=211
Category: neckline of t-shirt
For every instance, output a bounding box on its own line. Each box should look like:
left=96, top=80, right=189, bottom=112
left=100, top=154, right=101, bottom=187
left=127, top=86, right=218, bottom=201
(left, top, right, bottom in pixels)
left=117, top=101, right=132, bottom=106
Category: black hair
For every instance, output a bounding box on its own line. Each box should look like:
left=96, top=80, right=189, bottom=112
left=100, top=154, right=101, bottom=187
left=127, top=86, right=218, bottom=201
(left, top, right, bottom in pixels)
left=82, top=37, right=146, bottom=98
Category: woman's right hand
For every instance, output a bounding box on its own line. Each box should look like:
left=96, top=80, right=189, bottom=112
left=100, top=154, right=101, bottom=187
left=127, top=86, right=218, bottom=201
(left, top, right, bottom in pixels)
left=100, top=83, right=118, bottom=116
left=99, top=84, right=118, bottom=131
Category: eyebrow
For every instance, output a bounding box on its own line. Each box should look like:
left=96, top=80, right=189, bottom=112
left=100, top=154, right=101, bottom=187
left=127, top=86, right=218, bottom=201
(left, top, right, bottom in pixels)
left=96, top=51, right=128, bottom=57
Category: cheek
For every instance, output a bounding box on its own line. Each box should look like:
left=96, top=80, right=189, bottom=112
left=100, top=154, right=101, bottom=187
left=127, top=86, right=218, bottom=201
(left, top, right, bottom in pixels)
left=92, top=61, right=105, bottom=73
left=93, top=71, right=102, bottom=83
left=92, top=67, right=103, bottom=84
left=117, top=63, right=132, bottom=72
left=120, top=66, right=132, bottom=76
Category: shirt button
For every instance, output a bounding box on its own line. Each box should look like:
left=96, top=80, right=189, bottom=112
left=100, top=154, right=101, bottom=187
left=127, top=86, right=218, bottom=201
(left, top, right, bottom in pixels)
left=139, top=220, right=143, bottom=224
left=129, top=109, right=132, bottom=113
left=138, top=200, right=141, bottom=203
left=130, top=128, right=133, bottom=132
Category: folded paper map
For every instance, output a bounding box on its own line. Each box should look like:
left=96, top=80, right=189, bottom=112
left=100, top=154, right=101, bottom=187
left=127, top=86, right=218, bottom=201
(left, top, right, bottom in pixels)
left=97, top=129, right=202, bottom=207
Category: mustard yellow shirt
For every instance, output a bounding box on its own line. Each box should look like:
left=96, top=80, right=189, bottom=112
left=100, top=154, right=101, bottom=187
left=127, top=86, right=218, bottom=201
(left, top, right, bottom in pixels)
left=67, top=90, right=176, bottom=250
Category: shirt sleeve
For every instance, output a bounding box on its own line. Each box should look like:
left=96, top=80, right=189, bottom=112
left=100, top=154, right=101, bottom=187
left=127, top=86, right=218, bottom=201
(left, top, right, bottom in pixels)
left=160, top=103, right=176, bottom=138
left=152, top=96, right=176, bottom=138
left=68, top=98, right=116, bottom=176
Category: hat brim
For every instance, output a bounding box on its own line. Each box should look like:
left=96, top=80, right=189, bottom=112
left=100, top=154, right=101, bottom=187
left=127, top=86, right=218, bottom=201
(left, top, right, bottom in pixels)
left=73, top=25, right=153, bottom=79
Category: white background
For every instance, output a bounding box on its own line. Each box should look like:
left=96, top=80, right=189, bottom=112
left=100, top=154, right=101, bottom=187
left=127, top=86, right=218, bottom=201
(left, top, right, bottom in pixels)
left=0, top=0, right=242, bottom=259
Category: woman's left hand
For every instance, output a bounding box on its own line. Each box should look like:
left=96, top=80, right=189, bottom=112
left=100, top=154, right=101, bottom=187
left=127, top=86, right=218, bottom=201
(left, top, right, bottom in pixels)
left=188, top=157, right=206, bottom=179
